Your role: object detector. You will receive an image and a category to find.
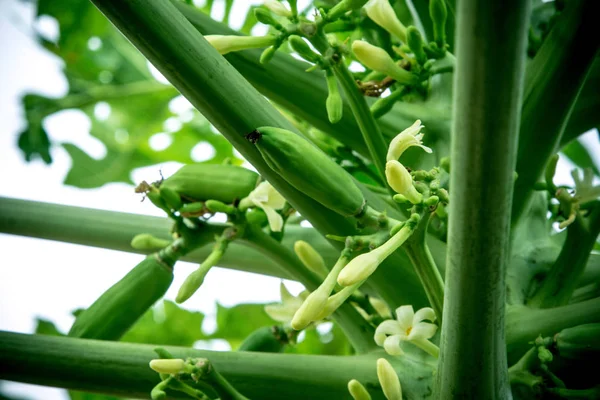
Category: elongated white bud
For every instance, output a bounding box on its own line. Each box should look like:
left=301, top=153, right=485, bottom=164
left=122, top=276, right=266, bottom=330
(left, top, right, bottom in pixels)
left=294, top=240, right=329, bottom=278
left=205, top=35, right=277, bottom=55
left=377, top=358, right=402, bottom=400
left=264, top=0, right=292, bottom=17
left=364, top=0, right=407, bottom=43
left=348, top=379, right=372, bottom=400
left=149, top=359, right=185, bottom=374
left=352, top=41, right=415, bottom=84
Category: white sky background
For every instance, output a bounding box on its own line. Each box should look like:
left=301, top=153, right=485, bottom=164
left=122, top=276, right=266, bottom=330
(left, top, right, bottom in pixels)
left=0, top=0, right=598, bottom=399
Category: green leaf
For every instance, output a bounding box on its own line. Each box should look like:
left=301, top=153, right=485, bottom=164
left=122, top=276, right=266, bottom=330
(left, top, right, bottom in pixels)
left=67, top=392, right=120, bottom=400
left=34, top=318, right=65, bottom=336
left=285, top=323, right=352, bottom=356
left=561, top=138, right=600, bottom=177
left=121, top=300, right=206, bottom=347
left=210, top=303, right=278, bottom=349
left=22, top=0, right=239, bottom=188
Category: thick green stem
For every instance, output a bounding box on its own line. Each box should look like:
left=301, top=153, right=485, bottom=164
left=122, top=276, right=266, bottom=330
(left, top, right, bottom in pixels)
left=243, top=225, right=377, bottom=353
left=404, top=213, right=445, bottom=321
left=528, top=207, right=600, bottom=308
left=512, top=0, right=600, bottom=227
left=435, top=1, right=530, bottom=399
left=0, top=332, right=437, bottom=400
left=505, top=298, right=600, bottom=363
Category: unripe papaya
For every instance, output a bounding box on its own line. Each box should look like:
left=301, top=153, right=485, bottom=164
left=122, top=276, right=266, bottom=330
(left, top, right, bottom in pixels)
left=160, top=164, right=260, bottom=204
left=68, top=255, right=174, bottom=340
left=248, top=127, right=365, bottom=217
left=238, top=326, right=287, bottom=353
left=555, top=323, right=600, bottom=360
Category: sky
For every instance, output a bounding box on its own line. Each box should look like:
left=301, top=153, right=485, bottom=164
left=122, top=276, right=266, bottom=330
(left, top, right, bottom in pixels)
left=0, top=0, right=598, bottom=399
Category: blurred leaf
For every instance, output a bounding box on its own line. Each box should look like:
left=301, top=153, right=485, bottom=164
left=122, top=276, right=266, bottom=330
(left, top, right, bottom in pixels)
left=20, top=0, right=239, bottom=188
left=210, top=303, right=278, bottom=349
left=285, top=323, right=352, bottom=356
left=34, top=318, right=65, bottom=336
left=67, top=392, right=120, bottom=400
left=561, top=138, right=600, bottom=177
left=121, top=300, right=206, bottom=347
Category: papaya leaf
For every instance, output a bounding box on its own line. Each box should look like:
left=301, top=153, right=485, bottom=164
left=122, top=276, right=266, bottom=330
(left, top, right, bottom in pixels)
left=22, top=0, right=239, bottom=188
left=121, top=300, right=206, bottom=347
left=561, top=138, right=600, bottom=177
left=285, top=323, right=352, bottom=356
left=209, top=303, right=278, bottom=349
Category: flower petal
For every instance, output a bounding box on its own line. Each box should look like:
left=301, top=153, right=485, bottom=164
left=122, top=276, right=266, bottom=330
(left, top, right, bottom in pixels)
left=264, top=304, right=295, bottom=322
left=395, top=305, right=415, bottom=330
left=279, top=281, right=295, bottom=304
left=261, top=204, right=284, bottom=232
left=383, top=335, right=406, bottom=356
left=413, top=307, right=436, bottom=324
left=408, top=322, right=438, bottom=340
left=375, top=320, right=404, bottom=337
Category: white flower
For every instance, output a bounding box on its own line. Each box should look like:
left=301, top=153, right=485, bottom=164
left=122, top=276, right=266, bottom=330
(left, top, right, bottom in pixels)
left=385, top=161, right=423, bottom=204
left=264, top=282, right=307, bottom=323
left=247, top=181, right=286, bottom=232
left=364, top=0, right=407, bottom=43
left=351, top=40, right=415, bottom=84
left=375, top=305, right=437, bottom=356
left=264, top=0, right=292, bottom=17
left=377, top=358, right=403, bottom=400
left=205, top=35, right=276, bottom=55
left=572, top=168, right=600, bottom=204
left=386, top=120, right=432, bottom=161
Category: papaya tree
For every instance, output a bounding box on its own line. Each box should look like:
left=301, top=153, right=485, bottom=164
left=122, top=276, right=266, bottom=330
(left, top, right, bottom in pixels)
left=1, top=0, right=599, bottom=399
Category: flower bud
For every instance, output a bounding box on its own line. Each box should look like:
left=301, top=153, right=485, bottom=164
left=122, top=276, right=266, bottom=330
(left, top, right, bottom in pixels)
left=149, top=358, right=186, bottom=374
left=254, top=8, right=284, bottom=30
left=385, top=161, right=422, bottom=204
left=131, top=234, right=171, bottom=250
left=326, top=72, right=343, bottom=123
left=337, top=251, right=381, bottom=287
left=294, top=240, right=329, bottom=278
left=429, top=0, right=447, bottom=46
left=260, top=46, right=278, bottom=64
left=406, top=26, right=427, bottom=65
left=348, top=379, right=372, bottom=400
left=291, top=288, right=329, bottom=330
left=288, top=36, right=321, bottom=63
left=264, top=0, right=292, bottom=17
left=377, top=358, right=402, bottom=400
left=364, top=0, right=407, bottom=43
left=205, top=35, right=277, bottom=55
left=351, top=41, right=416, bottom=84
left=328, top=0, right=369, bottom=19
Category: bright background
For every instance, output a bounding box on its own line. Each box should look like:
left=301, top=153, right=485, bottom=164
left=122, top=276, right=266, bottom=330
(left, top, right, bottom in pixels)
left=0, top=0, right=598, bottom=399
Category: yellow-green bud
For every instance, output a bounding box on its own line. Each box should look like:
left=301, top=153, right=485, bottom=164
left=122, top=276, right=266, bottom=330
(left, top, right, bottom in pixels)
left=260, top=46, right=278, bottom=64
left=364, top=0, right=407, bottom=43
left=351, top=41, right=415, bottom=84
left=325, top=72, right=343, bottom=123
left=385, top=161, right=422, bottom=204
left=406, top=26, right=427, bottom=65
left=288, top=36, right=321, bottom=63
left=149, top=359, right=186, bottom=374
left=429, top=0, right=447, bottom=46
left=205, top=35, right=277, bottom=55
left=291, top=288, right=329, bottom=330
left=348, top=379, right=372, bottom=400
left=131, top=234, right=171, bottom=250
left=264, top=0, right=292, bottom=17
left=254, top=8, right=284, bottom=30
left=377, top=358, right=402, bottom=400
left=294, top=240, right=329, bottom=278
